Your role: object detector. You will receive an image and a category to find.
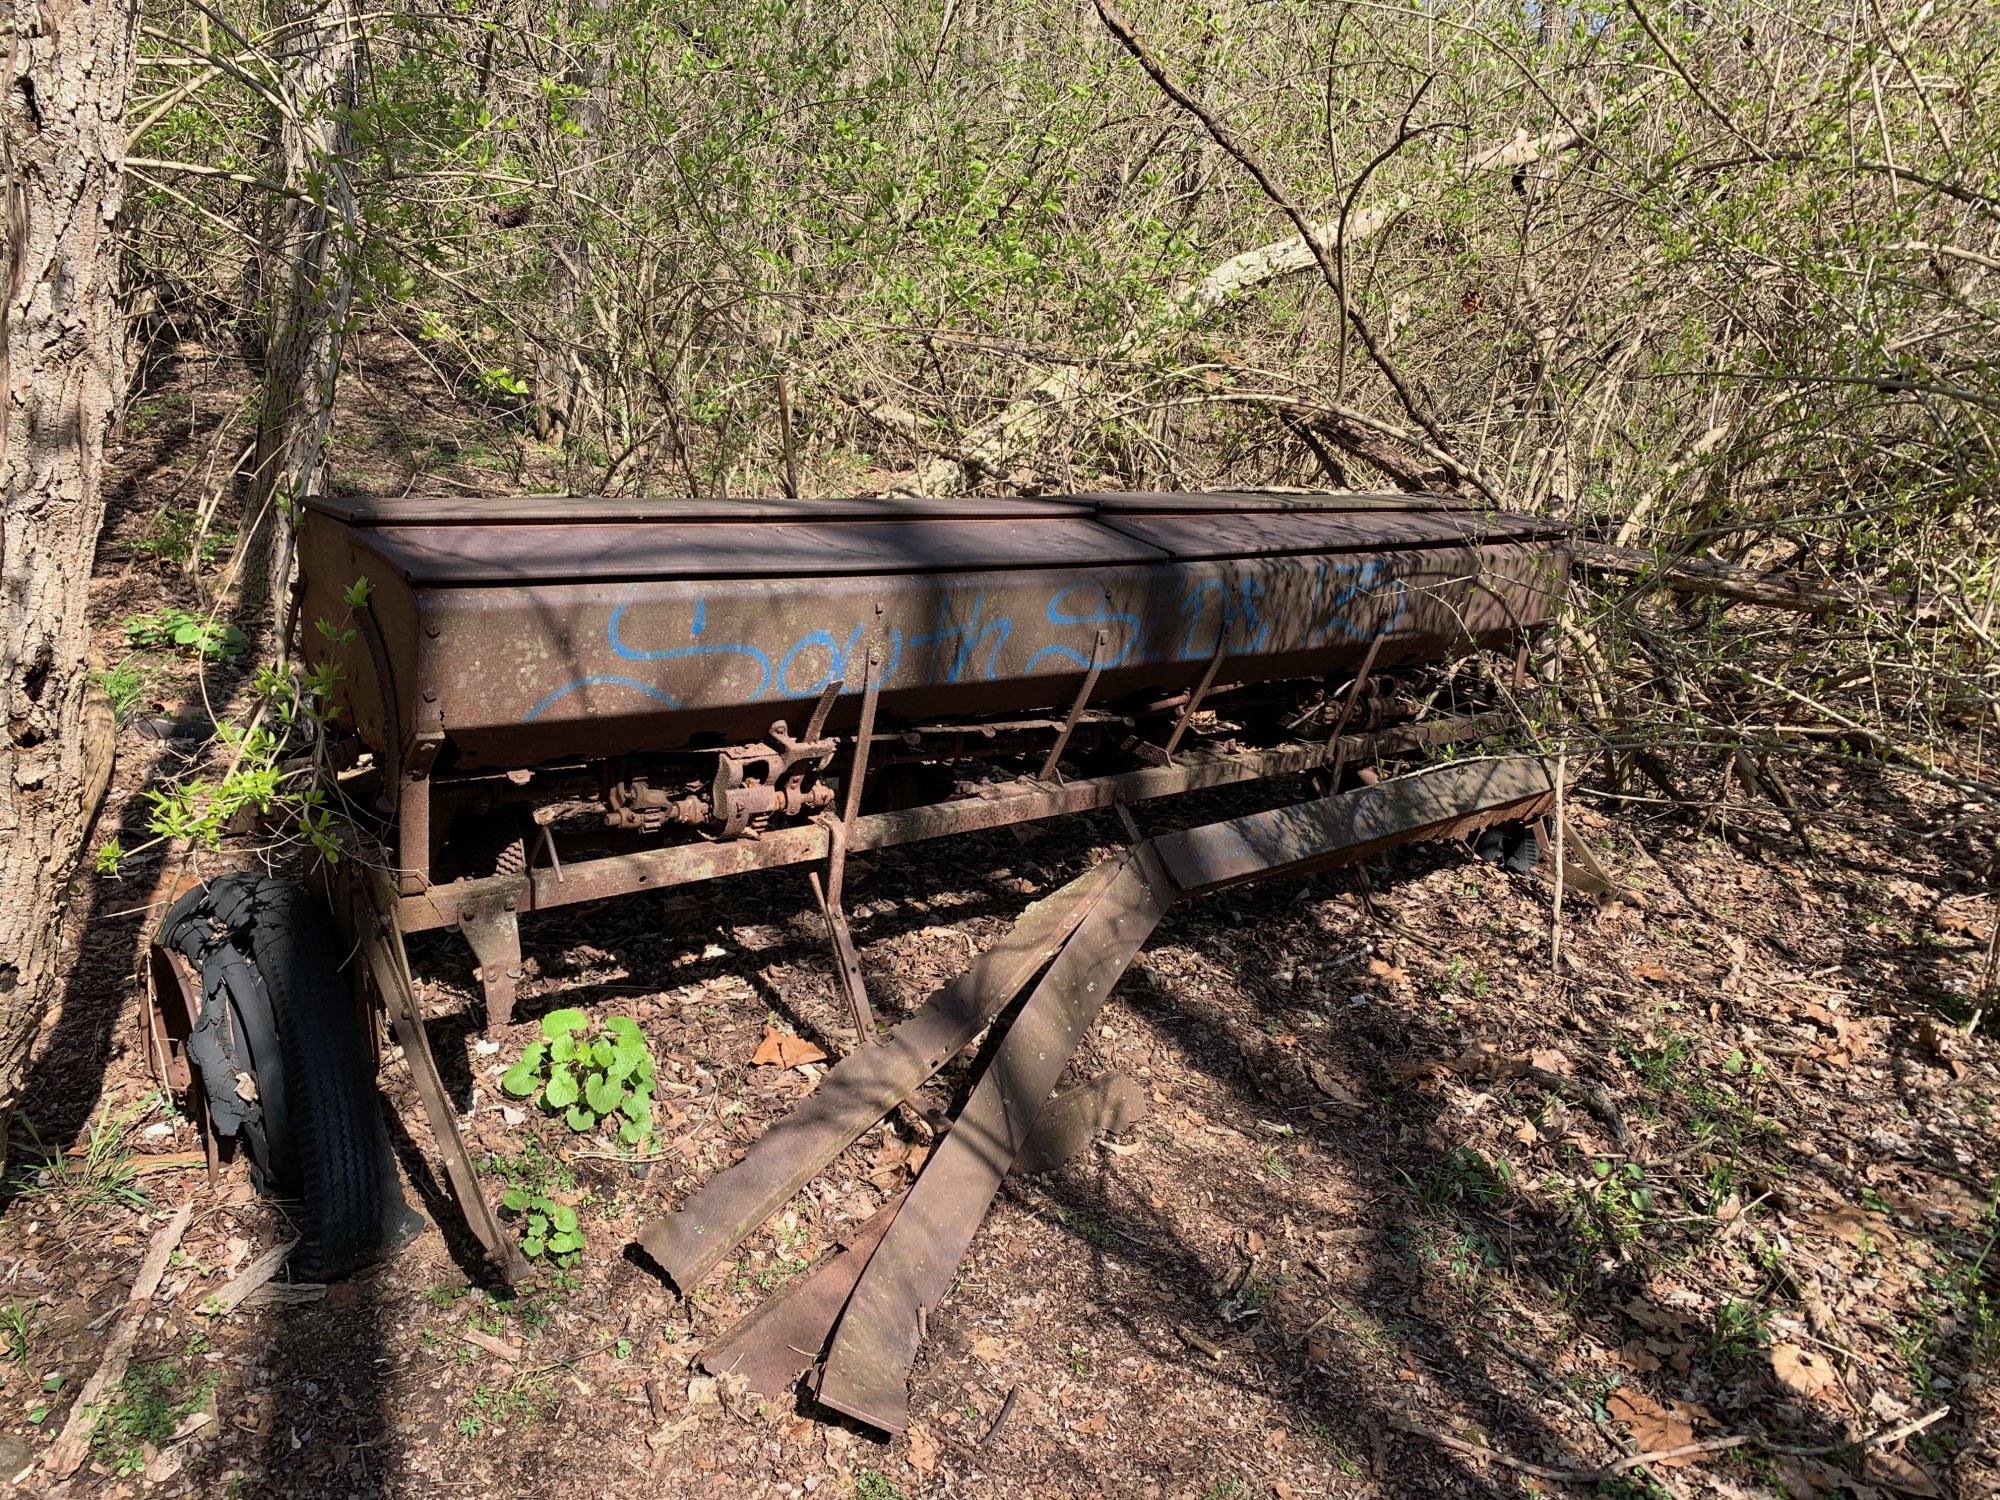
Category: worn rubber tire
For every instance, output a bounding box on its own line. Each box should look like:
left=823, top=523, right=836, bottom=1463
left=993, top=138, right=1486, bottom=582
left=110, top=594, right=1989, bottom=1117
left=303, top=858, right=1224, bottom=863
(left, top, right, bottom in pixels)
left=158, top=874, right=422, bottom=1278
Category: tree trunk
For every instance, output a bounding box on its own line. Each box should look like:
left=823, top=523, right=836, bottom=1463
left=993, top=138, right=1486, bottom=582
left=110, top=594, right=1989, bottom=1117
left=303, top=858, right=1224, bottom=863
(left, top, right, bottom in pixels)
left=0, top=0, right=136, bottom=1140
left=242, top=0, right=359, bottom=631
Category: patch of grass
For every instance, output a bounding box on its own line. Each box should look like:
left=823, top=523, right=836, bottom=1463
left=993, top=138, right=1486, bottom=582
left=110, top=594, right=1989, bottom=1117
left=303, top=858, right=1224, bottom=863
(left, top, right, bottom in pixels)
left=1057, top=1205, right=1118, bottom=1248
left=0, top=1302, right=37, bottom=1365
left=91, top=1338, right=218, bottom=1477
left=1408, top=1146, right=1511, bottom=1211
left=1709, top=1298, right=1771, bottom=1363
left=94, top=657, right=155, bottom=724
left=852, top=1470, right=908, bottom=1500
left=8, top=1095, right=156, bottom=1218
left=464, top=1372, right=555, bottom=1432
left=482, top=1137, right=578, bottom=1198
left=1200, top=1480, right=1247, bottom=1500
left=1307, top=1423, right=1363, bottom=1475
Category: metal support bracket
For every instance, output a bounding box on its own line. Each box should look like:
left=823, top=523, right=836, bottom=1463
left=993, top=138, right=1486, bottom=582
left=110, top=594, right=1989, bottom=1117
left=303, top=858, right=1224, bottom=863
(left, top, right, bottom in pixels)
left=458, top=897, right=525, bottom=1031
left=1326, top=632, right=1387, bottom=790
left=810, top=646, right=884, bottom=1048
left=1038, top=628, right=1111, bottom=783
left=1161, top=627, right=1231, bottom=764
left=358, top=869, right=531, bottom=1285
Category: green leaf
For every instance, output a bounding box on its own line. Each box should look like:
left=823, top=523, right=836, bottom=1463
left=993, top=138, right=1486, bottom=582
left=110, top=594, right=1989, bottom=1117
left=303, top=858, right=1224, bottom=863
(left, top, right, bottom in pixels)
left=634, top=1054, right=655, bottom=1083
left=551, top=1204, right=578, bottom=1233
left=523, top=1234, right=545, bottom=1258
left=620, top=1092, right=651, bottom=1124
left=592, top=1038, right=615, bottom=1069
left=604, top=1016, right=642, bottom=1043
left=565, top=1105, right=597, bottom=1132
left=584, top=1074, right=622, bottom=1116
left=541, top=1007, right=590, bottom=1040
left=543, top=1064, right=579, bottom=1109
left=548, top=1230, right=584, bottom=1254
left=500, top=1059, right=542, bottom=1098
left=501, top=1189, right=529, bottom=1211
left=549, top=1034, right=576, bottom=1065
left=618, top=1118, right=644, bottom=1145
left=527, top=1213, right=548, bottom=1236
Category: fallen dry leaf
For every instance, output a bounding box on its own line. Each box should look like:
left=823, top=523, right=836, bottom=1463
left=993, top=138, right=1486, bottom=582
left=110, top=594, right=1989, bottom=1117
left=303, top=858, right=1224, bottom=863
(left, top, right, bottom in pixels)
left=1771, top=1342, right=1838, bottom=1401
left=1630, top=962, right=1672, bottom=983
left=1866, top=1450, right=1941, bottom=1496
left=969, top=1334, right=1010, bottom=1365
left=1811, top=1206, right=1897, bottom=1249
left=1605, top=1387, right=1697, bottom=1466
left=749, top=1025, right=828, bottom=1070
left=1529, top=1047, right=1571, bottom=1075
left=1305, top=1060, right=1365, bottom=1108
left=904, top=1424, right=940, bottom=1476
left=1614, top=1340, right=1660, bottom=1373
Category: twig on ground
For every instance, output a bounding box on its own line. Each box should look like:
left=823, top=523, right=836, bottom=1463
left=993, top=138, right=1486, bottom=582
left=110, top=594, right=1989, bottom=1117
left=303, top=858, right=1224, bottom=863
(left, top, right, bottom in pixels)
left=199, top=1236, right=299, bottom=1317
left=45, top=1201, right=196, bottom=1478
left=1390, top=1402, right=1951, bottom=1485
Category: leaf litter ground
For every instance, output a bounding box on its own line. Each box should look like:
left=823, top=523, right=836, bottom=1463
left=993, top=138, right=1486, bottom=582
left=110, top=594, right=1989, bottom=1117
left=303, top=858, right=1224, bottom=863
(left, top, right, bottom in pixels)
left=4, top=346, right=1996, bottom=1500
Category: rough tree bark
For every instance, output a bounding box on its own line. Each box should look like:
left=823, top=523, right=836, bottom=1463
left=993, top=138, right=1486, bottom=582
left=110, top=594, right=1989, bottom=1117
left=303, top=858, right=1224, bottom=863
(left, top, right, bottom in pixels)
left=242, top=0, right=359, bottom=629
left=0, top=0, right=137, bottom=1140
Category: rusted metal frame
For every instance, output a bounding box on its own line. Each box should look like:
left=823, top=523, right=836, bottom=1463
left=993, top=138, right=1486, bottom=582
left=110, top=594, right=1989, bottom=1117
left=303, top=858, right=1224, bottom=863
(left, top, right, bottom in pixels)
left=395, top=712, right=1511, bottom=934
left=634, top=853, right=1134, bottom=1294
left=458, top=897, right=525, bottom=1031
left=1151, top=757, right=1557, bottom=896
left=807, top=819, right=878, bottom=1050
left=1325, top=632, right=1387, bottom=789
left=813, top=757, right=1559, bottom=1432
left=698, top=1071, right=1145, bottom=1400
left=806, top=645, right=884, bottom=1047
left=816, top=847, right=1178, bottom=1432
left=829, top=646, right=884, bottom=912
left=1161, top=627, right=1231, bottom=763
left=1037, top=627, right=1111, bottom=783
left=395, top=731, right=443, bottom=896
left=356, top=868, right=531, bottom=1284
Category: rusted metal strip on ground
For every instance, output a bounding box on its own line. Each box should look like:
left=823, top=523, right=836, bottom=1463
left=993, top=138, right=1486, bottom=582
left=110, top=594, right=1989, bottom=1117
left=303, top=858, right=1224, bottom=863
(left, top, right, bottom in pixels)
left=1152, top=757, right=1556, bottom=895
left=815, top=848, right=1179, bottom=1432
left=358, top=870, right=530, bottom=1285
left=399, top=712, right=1511, bottom=932
left=1012, top=1071, right=1149, bottom=1177
left=812, top=757, right=1559, bottom=1433
left=699, top=1192, right=907, bottom=1398
left=634, top=852, right=1134, bottom=1294
left=697, top=1072, right=1147, bottom=1400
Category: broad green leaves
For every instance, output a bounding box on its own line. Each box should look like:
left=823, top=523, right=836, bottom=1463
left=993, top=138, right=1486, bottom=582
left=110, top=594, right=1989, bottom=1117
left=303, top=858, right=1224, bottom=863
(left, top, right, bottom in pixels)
left=499, top=1011, right=656, bottom=1148
left=500, top=1188, right=585, bottom=1263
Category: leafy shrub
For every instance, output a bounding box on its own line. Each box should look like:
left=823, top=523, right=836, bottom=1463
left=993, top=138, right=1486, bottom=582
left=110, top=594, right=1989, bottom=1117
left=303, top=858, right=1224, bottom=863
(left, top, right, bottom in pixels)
left=502, top=1009, right=656, bottom=1145
left=499, top=1189, right=584, bottom=1264
left=121, top=608, right=246, bottom=661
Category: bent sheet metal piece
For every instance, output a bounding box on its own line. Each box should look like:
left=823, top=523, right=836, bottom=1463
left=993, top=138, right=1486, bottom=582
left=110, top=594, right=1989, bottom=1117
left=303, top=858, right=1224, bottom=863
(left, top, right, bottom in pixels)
left=636, top=853, right=1134, bottom=1293
left=812, top=756, right=1556, bottom=1432
left=699, top=1073, right=1145, bottom=1399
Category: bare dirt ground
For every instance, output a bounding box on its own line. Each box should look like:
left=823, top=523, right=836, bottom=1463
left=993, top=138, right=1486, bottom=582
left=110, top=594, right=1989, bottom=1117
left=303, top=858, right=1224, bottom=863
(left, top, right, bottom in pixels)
left=3, top=344, right=1996, bottom=1500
